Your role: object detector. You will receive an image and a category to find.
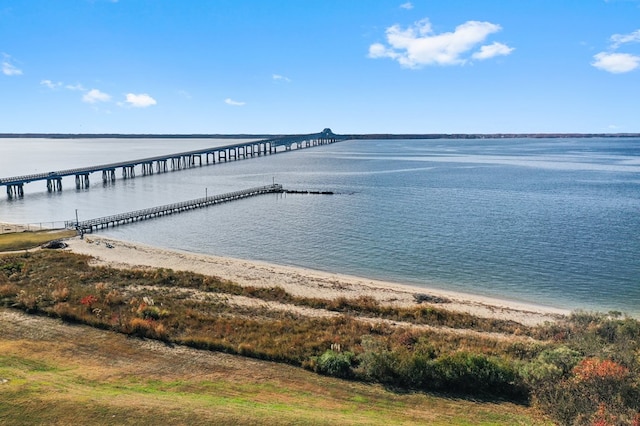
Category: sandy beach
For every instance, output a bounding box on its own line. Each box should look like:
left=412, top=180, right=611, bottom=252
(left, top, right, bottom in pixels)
left=61, top=235, right=569, bottom=326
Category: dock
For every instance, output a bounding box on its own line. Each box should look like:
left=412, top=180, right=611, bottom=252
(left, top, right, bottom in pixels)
left=67, top=184, right=283, bottom=233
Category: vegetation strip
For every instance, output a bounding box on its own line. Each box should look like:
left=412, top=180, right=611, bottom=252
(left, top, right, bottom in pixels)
left=1, top=249, right=639, bottom=424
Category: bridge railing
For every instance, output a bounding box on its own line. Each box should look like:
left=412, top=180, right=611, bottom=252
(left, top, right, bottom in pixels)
left=0, top=130, right=345, bottom=187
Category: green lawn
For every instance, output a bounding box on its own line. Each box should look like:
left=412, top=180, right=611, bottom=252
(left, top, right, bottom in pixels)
left=0, top=229, right=76, bottom=251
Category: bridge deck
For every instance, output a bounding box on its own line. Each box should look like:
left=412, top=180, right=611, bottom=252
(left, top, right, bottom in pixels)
left=68, top=184, right=284, bottom=233
left=1, top=129, right=347, bottom=197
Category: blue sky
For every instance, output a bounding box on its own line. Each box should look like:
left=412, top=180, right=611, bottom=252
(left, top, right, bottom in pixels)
left=1, top=0, right=639, bottom=134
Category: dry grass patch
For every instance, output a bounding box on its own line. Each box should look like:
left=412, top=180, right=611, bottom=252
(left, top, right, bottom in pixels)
left=0, top=309, right=548, bottom=425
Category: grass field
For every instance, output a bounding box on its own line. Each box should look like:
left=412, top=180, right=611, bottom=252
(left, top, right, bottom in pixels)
left=0, top=229, right=77, bottom=251
left=0, top=309, right=547, bottom=425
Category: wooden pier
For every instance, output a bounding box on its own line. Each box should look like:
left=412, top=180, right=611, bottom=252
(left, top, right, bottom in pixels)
left=66, top=184, right=283, bottom=233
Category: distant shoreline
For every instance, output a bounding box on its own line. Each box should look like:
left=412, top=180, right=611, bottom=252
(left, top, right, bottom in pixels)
left=1, top=133, right=640, bottom=139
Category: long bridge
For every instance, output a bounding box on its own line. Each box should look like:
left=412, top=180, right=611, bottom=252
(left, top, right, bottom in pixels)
left=67, top=184, right=284, bottom=233
left=1, top=128, right=346, bottom=198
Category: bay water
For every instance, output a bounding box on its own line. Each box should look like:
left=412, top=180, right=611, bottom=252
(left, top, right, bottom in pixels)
left=1, top=136, right=638, bottom=315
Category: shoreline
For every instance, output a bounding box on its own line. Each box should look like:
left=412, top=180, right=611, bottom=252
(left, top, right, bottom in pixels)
left=63, top=235, right=569, bottom=326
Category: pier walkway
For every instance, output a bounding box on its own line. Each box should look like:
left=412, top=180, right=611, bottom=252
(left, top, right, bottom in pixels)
left=66, top=184, right=283, bottom=233
left=1, top=128, right=346, bottom=198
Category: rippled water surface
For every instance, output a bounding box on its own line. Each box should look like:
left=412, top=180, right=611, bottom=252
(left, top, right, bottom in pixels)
left=1, top=136, right=639, bottom=314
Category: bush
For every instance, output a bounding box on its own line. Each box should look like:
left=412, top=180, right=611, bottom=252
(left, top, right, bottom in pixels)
left=313, top=350, right=355, bottom=379
left=534, top=357, right=640, bottom=425
left=356, top=336, right=400, bottom=384
left=520, top=346, right=582, bottom=387
left=0, top=283, right=18, bottom=299
left=125, top=317, right=169, bottom=341
left=433, top=352, right=521, bottom=397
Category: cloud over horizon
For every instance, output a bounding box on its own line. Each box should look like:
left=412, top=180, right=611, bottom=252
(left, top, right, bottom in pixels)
left=368, top=18, right=513, bottom=68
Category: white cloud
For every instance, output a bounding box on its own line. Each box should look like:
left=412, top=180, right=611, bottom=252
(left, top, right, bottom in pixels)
left=593, top=28, right=640, bottom=73
left=400, top=2, right=413, bottom=10
left=368, top=18, right=512, bottom=68
left=83, top=88, right=111, bottom=103
left=224, top=98, right=245, bottom=106
left=65, top=83, right=85, bottom=91
left=610, top=29, right=640, bottom=48
left=2, top=54, right=22, bottom=76
left=592, top=52, right=640, bottom=73
left=272, top=74, right=291, bottom=82
left=472, top=42, right=515, bottom=60
left=41, top=79, right=62, bottom=89
left=124, top=93, right=157, bottom=108
left=42, top=79, right=86, bottom=91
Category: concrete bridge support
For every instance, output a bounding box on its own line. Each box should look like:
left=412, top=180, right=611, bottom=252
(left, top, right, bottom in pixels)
left=171, top=157, right=185, bottom=170
left=122, top=166, right=136, bottom=179
left=156, top=160, right=168, bottom=173
left=75, top=174, right=90, bottom=189
left=189, top=154, right=202, bottom=167
left=102, top=169, right=116, bottom=184
left=142, top=162, right=154, bottom=176
left=46, top=178, right=63, bottom=193
left=6, top=184, right=24, bottom=198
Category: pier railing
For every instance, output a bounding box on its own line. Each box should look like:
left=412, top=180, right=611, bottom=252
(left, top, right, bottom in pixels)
left=67, top=184, right=283, bottom=233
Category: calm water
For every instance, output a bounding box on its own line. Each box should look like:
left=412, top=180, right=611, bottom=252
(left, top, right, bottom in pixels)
left=1, top=137, right=639, bottom=315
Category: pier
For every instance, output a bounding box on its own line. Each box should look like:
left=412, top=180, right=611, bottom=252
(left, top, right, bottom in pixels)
left=1, top=128, right=346, bottom=198
left=66, top=184, right=283, bottom=233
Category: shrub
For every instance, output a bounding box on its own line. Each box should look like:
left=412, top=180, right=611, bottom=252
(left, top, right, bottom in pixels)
left=356, top=336, right=400, bottom=384
left=0, top=283, right=18, bottom=299
left=51, top=286, right=70, bottom=303
left=396, top=348, right=437, bottom=389
left=433, top=352, right=521, bottom=397
left=104, top=289, right=124, bottom=306
left=138, top=305, right=161, bottom=320
left=125, top=317, right=169, bottom=341
left=534, top=357, right=639, bottom=425
left=80, top=294, right=98, bottom=309
left=313, top=349, right=355, bottom=379
left=52, top=302, right=79, bottom=322
left=15, top=290, right=40, bottom=312
left=0, top=262, right=23, bottom=274
left=520, top=346, right=582, bottom=387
